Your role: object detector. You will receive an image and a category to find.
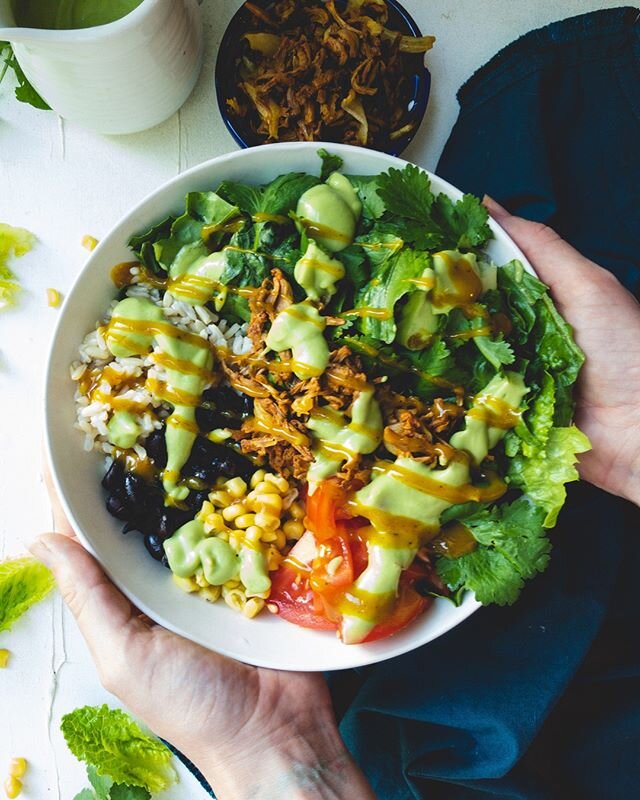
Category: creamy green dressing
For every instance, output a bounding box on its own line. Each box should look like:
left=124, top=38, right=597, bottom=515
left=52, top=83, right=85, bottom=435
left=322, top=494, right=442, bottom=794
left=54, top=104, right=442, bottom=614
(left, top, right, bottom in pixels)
left=450, top=372, right=527, bottom=464
left=296, top=172, right=361, bottom=253
left=164, top=520, right=239, bottom=585
left=12, top=0, right=143, bottom=30
left=342, top=372, right=528, bottom=642
left=167, top=251, right=227, bottom=308
left=294, top=240, right=345, bottom=303
left=307, top=389, right=383, bottom=482
left=265, top=302, right=329, bottom=379
left=106, top=410, right=141, bottom=450
left=105, top=297, right=214, bottom=501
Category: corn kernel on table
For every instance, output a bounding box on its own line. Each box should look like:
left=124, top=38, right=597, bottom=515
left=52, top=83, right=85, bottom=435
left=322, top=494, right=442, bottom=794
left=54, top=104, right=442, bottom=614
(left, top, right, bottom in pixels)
left=0, top=1, right=622, bottom=796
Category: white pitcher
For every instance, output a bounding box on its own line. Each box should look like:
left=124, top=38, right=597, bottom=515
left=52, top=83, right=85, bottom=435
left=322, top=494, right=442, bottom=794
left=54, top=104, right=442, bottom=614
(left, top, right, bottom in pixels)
left=0, top=0, right=204, bottom=134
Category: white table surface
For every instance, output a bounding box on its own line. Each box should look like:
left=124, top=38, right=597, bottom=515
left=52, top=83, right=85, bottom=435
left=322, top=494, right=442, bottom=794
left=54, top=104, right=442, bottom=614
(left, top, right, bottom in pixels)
left=0, top=1, right=623, bottom=796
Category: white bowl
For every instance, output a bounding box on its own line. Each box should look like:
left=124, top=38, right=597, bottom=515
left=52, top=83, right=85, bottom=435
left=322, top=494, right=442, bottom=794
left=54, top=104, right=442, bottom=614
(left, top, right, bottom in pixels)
left=45, top=142, right=532, bottom=671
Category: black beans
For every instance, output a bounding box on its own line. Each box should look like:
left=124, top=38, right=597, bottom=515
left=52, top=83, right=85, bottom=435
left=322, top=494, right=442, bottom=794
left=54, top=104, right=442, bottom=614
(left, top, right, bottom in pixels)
left=195, top=386, right=254, bottom=432
left=102, top=460, right=125, bottom=493
left=183, top=438, right=255, bottom=482
left=106, top=493, right=130, bottom=520
left=145, top=428, right=167, bottom=469
left=144, top=532, right=169, bottom=564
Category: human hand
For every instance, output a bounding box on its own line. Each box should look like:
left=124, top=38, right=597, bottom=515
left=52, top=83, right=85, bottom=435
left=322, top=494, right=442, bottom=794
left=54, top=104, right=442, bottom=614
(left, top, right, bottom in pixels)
left=485, top=197, right=640, bottom=506
left=30, top=483, right=376, bottom=800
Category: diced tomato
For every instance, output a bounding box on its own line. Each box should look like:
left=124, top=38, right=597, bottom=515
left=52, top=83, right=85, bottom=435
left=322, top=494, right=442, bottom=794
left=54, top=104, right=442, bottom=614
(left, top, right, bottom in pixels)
left=310, top=534, right=354, bottom=592
left=363, top=561, right=433, bottom=643
left=268, top=562, right=336, bottom=630
left=305, top=479, right=349, bottom=542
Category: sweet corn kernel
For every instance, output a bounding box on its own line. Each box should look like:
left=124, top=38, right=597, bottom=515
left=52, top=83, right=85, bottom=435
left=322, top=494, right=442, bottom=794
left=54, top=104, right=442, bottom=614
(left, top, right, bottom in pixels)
left=172, top=575, right=199, bottom=592
left=281, top=488, right=298, bottom=510
left=283, top=519, right=305, bottom=540
left=235, top=513, right=257, bottom=529
left=253, top=493, right=282, bottom=514
left=253, top=480, right=279, bottom=494
left=245, top=525, right=264, bottom=544
left=274, top=530, right=287, bottom=550
left=261, top=529, right=277, bottom=543
left=267, top=602, right=279, bottom=614
left=264, top=473, right=289, bottom=493
left=194, top=570, right=209, bottom=588
left=47, top=287, right=62, bottom=308
left=8, top=760, right=27, bottom=780
left=216, top=530, right=230, bottom=542
left=209, top=490, right=233, bottom=507
left=225, top=476, right=247, bottom=499
left=199, top=585, right=221, bottom=603
left=203, top=521, right=214, bottom=534
left=4, top=776, right=22, bottom=799
left=250, top=469, right=266, bottom=488
left=81, top=234, right=98, bottom=251
left=222, top=502, right=246, bottom=522
left=242, top=597, right=265, bottom=619
left=0, top=649, right=10, bottom=668
left=228, top=532, right=243, bottom=551
left=255, top=510, right=280, bottom=531
left=288, top=502, right=305, bottom=520
left=206, top=512, right=226, bottom=531
left=267, top=547, right=284, bottom=571
left=222, top=586, right=246, bottom=612
left=199, top=500, right=214, bottom=518
left=224, top=578, right=241, bottom=589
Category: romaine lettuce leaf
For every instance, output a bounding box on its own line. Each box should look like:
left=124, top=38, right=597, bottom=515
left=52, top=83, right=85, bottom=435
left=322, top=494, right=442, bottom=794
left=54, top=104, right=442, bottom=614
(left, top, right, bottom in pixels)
left=508, top=426, right=591, bottom=528
left=0, top=557, right=55, bottom=632
left=61, top=705, right=177, bottom=793
left=355, top=248, right=430, bottom=343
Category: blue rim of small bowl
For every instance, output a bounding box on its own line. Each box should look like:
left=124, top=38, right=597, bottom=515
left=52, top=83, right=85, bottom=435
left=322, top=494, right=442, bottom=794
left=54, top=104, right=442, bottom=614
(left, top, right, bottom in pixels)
left=215, top=0, right=431, bottom=157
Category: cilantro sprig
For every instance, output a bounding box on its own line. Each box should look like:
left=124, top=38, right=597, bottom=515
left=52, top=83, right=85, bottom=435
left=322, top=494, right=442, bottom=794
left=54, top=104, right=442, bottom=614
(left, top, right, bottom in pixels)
left=0, top=42, right=50, bottom=109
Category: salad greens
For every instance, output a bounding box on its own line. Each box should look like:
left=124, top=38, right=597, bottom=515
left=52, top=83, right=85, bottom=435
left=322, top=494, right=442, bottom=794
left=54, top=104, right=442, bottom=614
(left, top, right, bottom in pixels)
left=62, top=705, right=177, bottom=795
left=0, top=557, right=55, bottom=632
left=125, top=151, right=589, bottom=609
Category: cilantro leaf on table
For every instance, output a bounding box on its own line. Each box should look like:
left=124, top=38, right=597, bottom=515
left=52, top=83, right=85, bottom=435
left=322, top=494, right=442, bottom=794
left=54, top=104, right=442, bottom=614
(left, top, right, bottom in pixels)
left=437, top=497, right=550, bottom=605
left=0, top=557, right=55, bottom=632
left=355, top=248, right=430, bottom=343
left=217, top=172, right=320, bottom=217
left=318, top=148, right=344, bottom=182
left=61, top=705, right=177, bottom=793
left=0, top=223, right=35, bottom=311
left=0, top=42, right=50, bottom=110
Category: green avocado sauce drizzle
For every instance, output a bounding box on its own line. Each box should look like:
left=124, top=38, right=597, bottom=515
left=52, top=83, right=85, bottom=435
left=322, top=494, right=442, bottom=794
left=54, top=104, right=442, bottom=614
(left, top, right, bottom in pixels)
left=104, top=296, right=214, bottom=501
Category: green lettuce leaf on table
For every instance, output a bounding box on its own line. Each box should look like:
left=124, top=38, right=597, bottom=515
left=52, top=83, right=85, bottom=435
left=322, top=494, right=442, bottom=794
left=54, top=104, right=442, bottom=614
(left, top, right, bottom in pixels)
left=61, top=705, right=177, bottom=794
left=0, top=223, right=35, bottom=310
left=0, top=557, right=55, bottom=632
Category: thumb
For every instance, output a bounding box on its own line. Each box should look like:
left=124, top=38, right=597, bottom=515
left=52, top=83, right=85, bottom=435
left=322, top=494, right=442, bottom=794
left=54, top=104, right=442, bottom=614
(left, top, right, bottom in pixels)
left=29, top=534, right=147, bottom=675
left=482, top=195, right=615, bottom=306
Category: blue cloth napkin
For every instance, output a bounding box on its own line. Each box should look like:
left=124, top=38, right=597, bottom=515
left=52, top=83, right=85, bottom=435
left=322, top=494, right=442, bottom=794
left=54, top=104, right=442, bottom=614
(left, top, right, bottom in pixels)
left=329, top=7, right=640, bottom=800
left=184, top=7, right=640, bottom=798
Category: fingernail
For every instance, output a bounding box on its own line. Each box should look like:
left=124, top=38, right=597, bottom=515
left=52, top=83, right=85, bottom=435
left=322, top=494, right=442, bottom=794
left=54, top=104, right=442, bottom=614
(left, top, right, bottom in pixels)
left=28, top=537, right=56, bottom=568
left=483, top=194, right=510, bottom=220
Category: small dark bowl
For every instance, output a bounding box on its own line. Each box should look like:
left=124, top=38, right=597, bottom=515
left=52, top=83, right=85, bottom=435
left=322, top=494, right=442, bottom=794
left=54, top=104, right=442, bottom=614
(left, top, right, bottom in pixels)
left=215, top=0, right=431, bottom=157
